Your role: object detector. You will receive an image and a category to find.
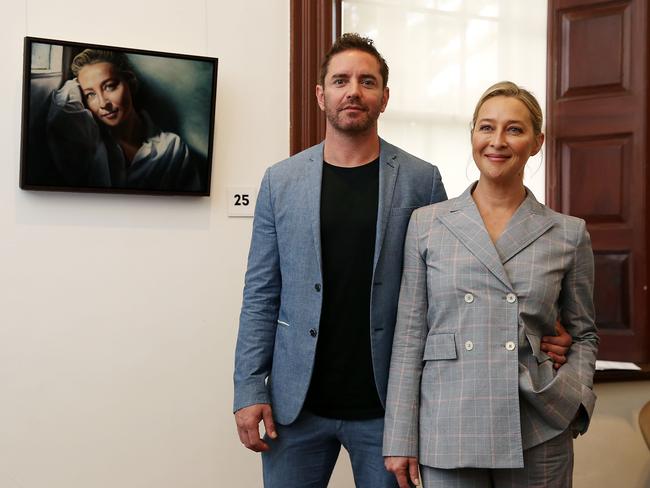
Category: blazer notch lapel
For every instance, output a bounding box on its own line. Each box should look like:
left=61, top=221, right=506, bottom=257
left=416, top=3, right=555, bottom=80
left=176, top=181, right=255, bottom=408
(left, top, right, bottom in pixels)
left=306, top=143, right=325, bottom=273
left=438, top=208, right=514, bottom=290
left=498, top=216, right=554, bottom=264
left=374, top=144, right=399, bottom=269
left=496, top=194, right=555, bottom=264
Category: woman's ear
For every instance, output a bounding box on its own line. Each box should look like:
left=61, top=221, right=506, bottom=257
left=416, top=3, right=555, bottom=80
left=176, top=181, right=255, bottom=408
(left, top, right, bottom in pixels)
left=532, top=133, right=545, bottom=156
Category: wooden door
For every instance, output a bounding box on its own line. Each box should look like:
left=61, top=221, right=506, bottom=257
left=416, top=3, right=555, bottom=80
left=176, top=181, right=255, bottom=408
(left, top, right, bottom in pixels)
left=546, top=0, right=649, bottom=361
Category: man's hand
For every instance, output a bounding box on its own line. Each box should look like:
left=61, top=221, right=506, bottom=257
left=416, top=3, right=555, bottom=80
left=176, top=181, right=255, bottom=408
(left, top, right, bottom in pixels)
left=384, top=456, right=420, bottom=487
left=541, top=321, right=572, bottom=369
left=234, top=403, right=277, bottom=452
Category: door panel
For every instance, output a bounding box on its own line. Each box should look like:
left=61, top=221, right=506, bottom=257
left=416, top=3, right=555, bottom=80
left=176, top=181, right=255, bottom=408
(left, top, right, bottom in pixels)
left=547, top=0, right=648, bottom=361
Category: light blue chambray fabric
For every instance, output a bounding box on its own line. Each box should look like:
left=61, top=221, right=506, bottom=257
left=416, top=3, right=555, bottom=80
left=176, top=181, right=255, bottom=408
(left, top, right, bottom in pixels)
left=233, top=139, right=447, bottom=425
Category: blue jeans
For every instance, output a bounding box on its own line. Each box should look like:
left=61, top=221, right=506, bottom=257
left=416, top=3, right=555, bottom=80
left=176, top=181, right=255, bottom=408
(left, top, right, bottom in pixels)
left=262, top=410, right=398, bottom=488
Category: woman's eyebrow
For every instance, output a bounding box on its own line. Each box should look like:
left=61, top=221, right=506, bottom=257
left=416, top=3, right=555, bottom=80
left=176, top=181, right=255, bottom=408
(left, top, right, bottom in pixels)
left=100, top=77, right=119, bottom=86
left=476, top=118, right=526, bottom=124
left=80, top=77, right=116, bottom=93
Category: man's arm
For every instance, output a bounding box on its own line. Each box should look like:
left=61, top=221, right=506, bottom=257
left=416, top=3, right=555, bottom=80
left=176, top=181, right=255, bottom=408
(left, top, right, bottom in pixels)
left=233, top=168, right=281, bottom=451
left=235, top=404, right=276, bottom=452
left=428, top=166, right=447, bottom=205
left=542, top=321, right=572, bottom=369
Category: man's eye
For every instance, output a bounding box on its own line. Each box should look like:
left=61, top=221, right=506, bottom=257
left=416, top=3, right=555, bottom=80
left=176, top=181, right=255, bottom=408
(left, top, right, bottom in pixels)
left=333, top=79, right=345, bottom=85
left=361, top=79, right=376, bottom=86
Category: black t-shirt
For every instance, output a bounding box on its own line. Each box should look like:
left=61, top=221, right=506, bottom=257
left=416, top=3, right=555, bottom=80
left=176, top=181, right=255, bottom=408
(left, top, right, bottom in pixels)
left=304, top=158, right=384, bottom=419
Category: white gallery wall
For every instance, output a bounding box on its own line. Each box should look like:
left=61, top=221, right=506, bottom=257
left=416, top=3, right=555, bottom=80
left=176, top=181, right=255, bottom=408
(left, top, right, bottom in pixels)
left=0, top=1, right=648, bottom=488
left=1, top=1, right=292, bottom=487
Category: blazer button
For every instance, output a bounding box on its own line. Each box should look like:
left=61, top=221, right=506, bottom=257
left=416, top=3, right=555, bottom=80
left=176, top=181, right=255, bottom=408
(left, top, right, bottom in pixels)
left=315, top=283, right=321, bottom=292
left=505, top=341, right=516, bottom=351
left=464, top=293, right=474, bottom=303
left=464, top=340, right=474, bottom=351
left=506, top=293, right=517, bottom=303
left=309, top=329, right=318, bottom=337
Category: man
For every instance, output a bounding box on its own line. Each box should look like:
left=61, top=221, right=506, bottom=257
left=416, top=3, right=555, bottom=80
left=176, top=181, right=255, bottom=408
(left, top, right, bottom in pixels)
left=234, top=34, right=571, bottom=488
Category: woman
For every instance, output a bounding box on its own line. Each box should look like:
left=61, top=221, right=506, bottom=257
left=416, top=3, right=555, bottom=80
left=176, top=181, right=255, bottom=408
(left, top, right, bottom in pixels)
left=383, top=81, right=598, bottom=487
left=47, top=49, right=200, bottom=191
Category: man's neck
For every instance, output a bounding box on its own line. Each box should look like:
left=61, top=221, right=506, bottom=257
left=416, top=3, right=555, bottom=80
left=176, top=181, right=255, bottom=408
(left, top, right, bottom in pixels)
left=322, top=127, right=381, bottom=167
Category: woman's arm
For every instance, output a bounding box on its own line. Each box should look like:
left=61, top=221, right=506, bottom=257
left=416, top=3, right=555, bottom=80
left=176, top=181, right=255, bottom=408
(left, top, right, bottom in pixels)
left=384, top=456, right=420, bottom=488
left=557, top=220, right=599, bottom=433
left=383, top=210, right=429, bottom=461
left=46, top=79, right=110, bottom=186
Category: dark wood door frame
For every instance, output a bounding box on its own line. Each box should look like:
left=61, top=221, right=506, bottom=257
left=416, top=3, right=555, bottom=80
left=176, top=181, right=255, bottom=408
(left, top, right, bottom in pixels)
left=290, top=0, right=340, bottom=155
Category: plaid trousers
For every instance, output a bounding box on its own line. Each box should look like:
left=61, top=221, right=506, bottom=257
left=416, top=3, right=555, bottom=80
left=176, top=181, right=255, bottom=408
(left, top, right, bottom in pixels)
left=420, top=429, right=574, bottom=488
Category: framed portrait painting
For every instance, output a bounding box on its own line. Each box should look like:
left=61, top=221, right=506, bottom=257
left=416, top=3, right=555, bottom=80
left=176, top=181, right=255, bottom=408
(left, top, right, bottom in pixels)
left=20, top=37, right=218, bottom=196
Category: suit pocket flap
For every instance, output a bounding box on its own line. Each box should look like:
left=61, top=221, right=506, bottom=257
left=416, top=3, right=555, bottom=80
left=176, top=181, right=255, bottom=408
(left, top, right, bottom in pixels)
left=423, top=333, right=457, bottom=360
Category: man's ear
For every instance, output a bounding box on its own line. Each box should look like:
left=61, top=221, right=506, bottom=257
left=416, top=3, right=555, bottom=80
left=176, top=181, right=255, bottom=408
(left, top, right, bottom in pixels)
left=316, top=84, right=325, bottom=112
left=380, top=86, right=389, bottom=113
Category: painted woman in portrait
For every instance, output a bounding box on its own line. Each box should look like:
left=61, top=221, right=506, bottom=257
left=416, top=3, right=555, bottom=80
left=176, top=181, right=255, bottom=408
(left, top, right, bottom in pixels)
left=47, top=49, right=200, bottom=191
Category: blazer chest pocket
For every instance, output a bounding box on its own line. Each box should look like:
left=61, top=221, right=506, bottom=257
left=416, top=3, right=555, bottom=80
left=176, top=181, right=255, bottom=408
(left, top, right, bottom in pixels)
left=423, top=333, right=457, bottom=360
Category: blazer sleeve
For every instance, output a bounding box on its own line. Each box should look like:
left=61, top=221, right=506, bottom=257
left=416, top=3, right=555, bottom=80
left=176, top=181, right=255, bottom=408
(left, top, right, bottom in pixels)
left=429, top=166, right=448, bottom=205
left=558, top=220, right=599, bottom=434
left=233, top=168, right=281, bottom=412
left=383, top=210, right=429, bottom=457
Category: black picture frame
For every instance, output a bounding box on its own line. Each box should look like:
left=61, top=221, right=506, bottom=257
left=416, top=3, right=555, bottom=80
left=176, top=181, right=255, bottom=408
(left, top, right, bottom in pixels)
left=20, top=37, right=218, bottom=196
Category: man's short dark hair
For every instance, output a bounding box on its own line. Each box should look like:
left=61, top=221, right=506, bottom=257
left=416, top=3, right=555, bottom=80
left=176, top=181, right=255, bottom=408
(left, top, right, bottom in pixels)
left=319, top=33, right=389, bottom=88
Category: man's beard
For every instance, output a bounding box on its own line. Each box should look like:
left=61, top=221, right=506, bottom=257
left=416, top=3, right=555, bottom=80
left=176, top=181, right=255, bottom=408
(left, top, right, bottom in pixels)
left=324, top=98, right=380, bottom=133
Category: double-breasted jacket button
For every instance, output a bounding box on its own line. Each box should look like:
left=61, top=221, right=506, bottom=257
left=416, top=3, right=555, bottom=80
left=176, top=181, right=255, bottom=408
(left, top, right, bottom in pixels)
left=505, top=293, right=517, bottom=303
left=314, top=283, right=321, bottom=292
left=505, top=341, right=516, bottom=351
left=309, top=328, right=318, bottom=337
left=465, top=340, right=474, bottom=351
left=464, top=293, right=474, bottom=303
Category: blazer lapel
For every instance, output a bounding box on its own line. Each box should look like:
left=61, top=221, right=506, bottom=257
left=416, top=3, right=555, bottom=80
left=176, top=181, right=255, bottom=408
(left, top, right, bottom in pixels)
left=438, top=185, right=513, bottom=290
left=305, top=142, right=325, bottom=273
left=495, top=189, right=554, bottom=264
left=374, top=139, right=399, bottom=269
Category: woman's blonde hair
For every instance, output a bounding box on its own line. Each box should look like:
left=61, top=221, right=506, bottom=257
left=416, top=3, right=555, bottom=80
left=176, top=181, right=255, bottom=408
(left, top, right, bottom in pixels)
left=70, top=49, right=138, bottom=93
left=471, top=81, right=543, bottom=135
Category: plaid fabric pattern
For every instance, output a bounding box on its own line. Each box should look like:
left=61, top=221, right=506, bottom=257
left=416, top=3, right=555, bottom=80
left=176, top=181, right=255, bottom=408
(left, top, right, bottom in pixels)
left=383, top=185, right=598, bottom=469
left=420, top=427, right=574, bottom=487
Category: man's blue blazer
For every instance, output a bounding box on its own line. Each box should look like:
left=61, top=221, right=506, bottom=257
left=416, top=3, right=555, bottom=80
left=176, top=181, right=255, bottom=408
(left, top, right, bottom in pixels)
left=234, top=139, right=447, bottom=424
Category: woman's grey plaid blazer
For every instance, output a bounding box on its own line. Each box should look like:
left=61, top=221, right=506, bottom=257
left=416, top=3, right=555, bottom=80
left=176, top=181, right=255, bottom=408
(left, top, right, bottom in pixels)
left=383, top=184, right=598, bottom=469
